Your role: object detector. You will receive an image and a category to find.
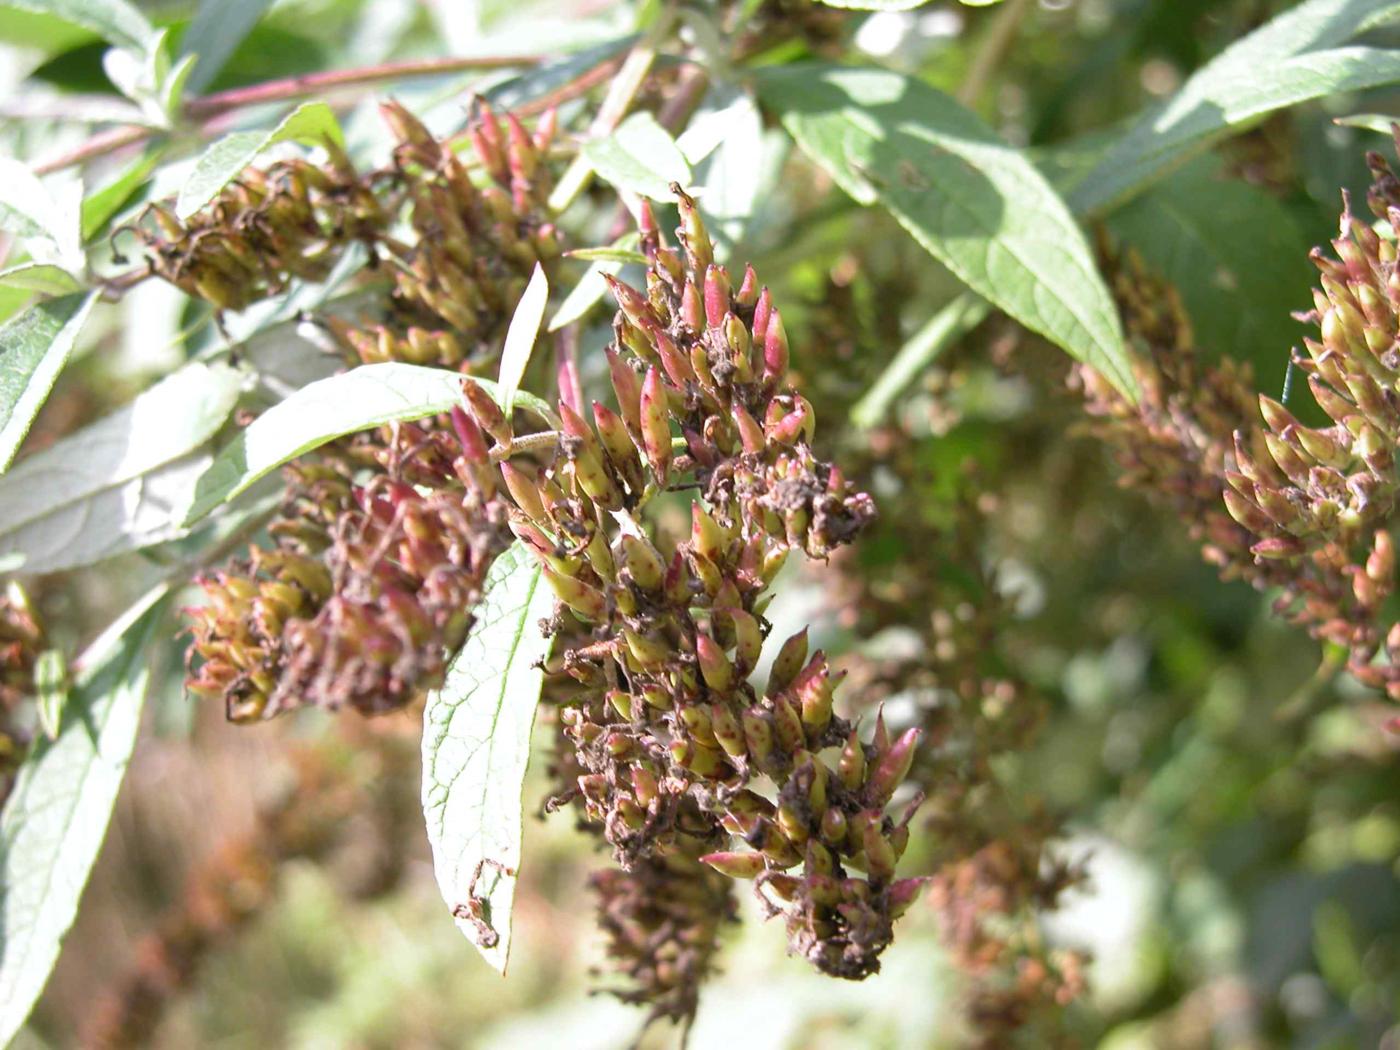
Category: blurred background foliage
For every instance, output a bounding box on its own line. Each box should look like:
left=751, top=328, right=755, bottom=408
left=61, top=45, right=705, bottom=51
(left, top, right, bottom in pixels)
left=1, top=0, right=1398, bottom=1048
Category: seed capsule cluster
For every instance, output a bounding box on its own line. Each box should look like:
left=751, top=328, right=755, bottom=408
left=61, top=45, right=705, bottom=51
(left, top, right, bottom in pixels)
left=131, top=146, right=381, bottom=312
left=1079, top=134, right=1400, bottom=715
left=590, top=850, right=736, bottom=1028
left=183, top=103, right=556, bottom=721
left=0, top=583, right=44, bottom=796
left=467, top=189, right=924, bottom=983
left=1222, top=134, right=1400, bottom=700
left=186, top=419, right=507, bottom=720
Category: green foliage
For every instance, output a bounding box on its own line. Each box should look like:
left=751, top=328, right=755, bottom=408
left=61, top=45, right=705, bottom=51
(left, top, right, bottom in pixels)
left=1106, top=157, right=1314, bottom=384
left=0, top=361, right=244, bottom=572
left=497, top=263, right=549, bottom=415
left=1070, top=0, right=1400, bottom=214
left=582, top=111, right=692, bottom=200
left=0, top=587, right=168, bottom=1047
left=176, top=101, right=345, bottom=220
left=757, top=63, right=1137, bottom=400
left=0, top=292, right=95, bottom=471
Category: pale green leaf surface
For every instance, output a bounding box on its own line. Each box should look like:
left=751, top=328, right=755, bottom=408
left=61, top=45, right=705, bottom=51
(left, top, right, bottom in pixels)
left=0, top=362, right=244, bottom=572
left=564, top=247, right=648, bottom=264
left=583, top=111, right=692, bottom=201
left=1336, top=112, right=1400, bottom=135
left=0, top=160, right=79, bottom=265
left=185, top=364, right=553, bottom=525
left=176, top=102, right=346, bottom=220
left=0, top=292, right=97, bottom=472
left=498, top=264, right=548, bottom=414
left=757, top=63, right=1135, bottom=400
left=0, top=265, right=80, bottom=297
left=422, top=541, right=555, bottom=974
left=0, top=0, right=154, bottom=53
left=0, top=587, right=169, bottom=1047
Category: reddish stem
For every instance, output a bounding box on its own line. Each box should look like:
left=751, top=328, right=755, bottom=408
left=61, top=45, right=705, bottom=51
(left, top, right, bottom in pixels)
left=184, top=53, right=540, bottom=119
left=33, top=52, right=551, bottom=175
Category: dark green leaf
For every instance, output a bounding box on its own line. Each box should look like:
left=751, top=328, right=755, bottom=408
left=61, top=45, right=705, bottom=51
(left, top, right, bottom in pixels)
left=757, top=63, right=1136, bottom=400
left=1107, top=157, right=1314, bottom=388
left=1071, top=0, right=1400, bottom=214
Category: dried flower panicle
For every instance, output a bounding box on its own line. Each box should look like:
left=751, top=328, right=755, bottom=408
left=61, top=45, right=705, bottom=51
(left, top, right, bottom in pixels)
left=1075, top=133, right=1400, bottom=714
left=590, top=850, right=737, bottom=1029
left=186, top=416, right=508, bottom=720
left=183, top=103, right=557, bottom=721
left=330, top=100, right=560, bottom=372
left=825, top=456, right=1087, bottom=1043
left=467, top=187, right=922, bottom=992
left=0, top=582, right=44, bottom=791
left=1222, top=130, right=1400, bottom=702
left=130, top=146, right=381, bottom=312
left=1072, top=243, right=1267, bottom=582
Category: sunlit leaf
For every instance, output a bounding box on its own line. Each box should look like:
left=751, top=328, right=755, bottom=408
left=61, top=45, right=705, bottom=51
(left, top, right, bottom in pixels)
left=1070, top=0, right=1400, bottom=214
left=0, top=291, right=97, bottom=472
left=758, top=62, right=1136, bottom=400
left=0, top=0, right=154, bottom=54
left=185, top=364, right=554, bottom=525
left=583, top=111, right=692, bottom=201
left=422, top=541, right=555, bottom=974
left=0, top=361, right=245, bottom=572
left=498, top=263, right=548, bottom=414
left=176, top=101, right=346, bottom=220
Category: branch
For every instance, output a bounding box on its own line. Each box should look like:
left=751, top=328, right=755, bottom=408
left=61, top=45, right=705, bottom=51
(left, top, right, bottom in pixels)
left=184, top=53, right=541, bottom=119
left=32, top=52, right=546, bottom=175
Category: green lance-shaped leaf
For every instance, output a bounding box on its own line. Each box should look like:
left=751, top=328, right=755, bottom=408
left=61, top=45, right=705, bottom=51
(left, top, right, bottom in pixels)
left=0, top=265, right=81, bottom=298
left=0, top=586, right=169, bottom=1047
left=176, top=101, right=346, bottom=221
left=549, top=233, right=639, bottom=333
left=583, top=111, right=693, bottom=201
left=756, top=63, right=1136, bottom=401
left=0, top=361, right=245, bottom=573
left=0, top=291, right=97, bottom=472
left=185, top=363, right=555, bottom=525
left=421, top=541, right=556, bottom=973
left=816, top=0, right=932, bottom=7
left=1070, top=0, right=1400, bottom=215
left=851, top=293, right=991, bottom=430
left=80, top=148, right=161, bottom=243
left=32, top=650, right=68, bottom=741
left=497, top=263, right=549, bottom=414
left=178, top=0, right=276, bottom=95
left=0, top=0, right=155, bottom=55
